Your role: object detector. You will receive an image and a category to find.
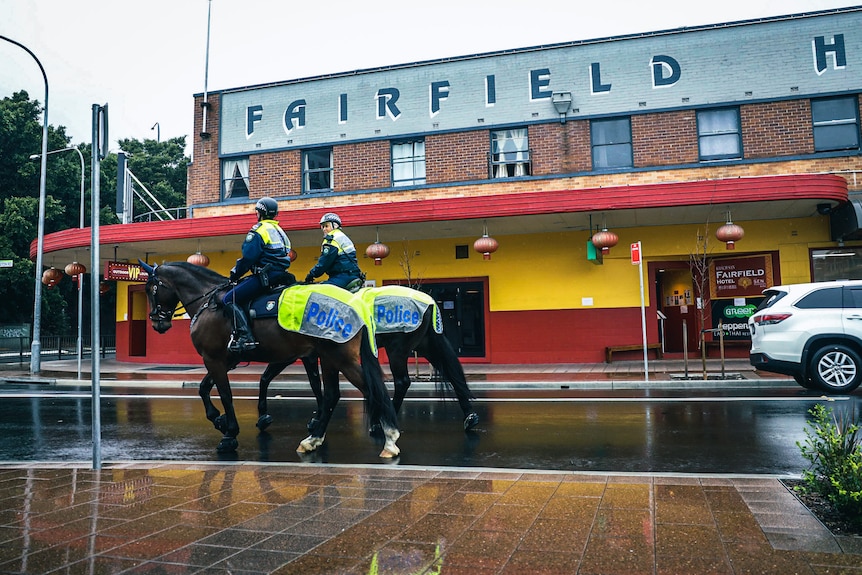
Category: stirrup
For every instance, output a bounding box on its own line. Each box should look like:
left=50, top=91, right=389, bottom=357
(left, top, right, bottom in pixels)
left=227, top=335, right=258, bottom=353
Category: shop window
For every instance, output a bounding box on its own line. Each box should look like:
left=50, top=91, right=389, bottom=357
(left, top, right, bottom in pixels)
left=490, top=128, right=531, bottom=178
left=812, top=96, right=860, bottom=152
left=697, top=108, right=741, bottom=160
left=303, top=148, right=333, bottom=193
left=812, top=248, right=862, bottom=281
left=392, top=140, right=426, bottom=186
left=221, top=157, right=249, bottom=200
left=591, top=117, right=632, bottom=169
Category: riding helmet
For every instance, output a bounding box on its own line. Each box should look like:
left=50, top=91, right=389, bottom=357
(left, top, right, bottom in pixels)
left=320, top=212, right=342, bottom=228
left=255, top=197, right=279, bottom=219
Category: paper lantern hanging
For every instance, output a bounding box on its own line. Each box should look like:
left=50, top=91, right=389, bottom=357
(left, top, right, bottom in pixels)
left=365, top=227, right=390, bottom=265
left=65, top=261, right=86, bottom=277
left=716, top=212, right=744, bottom=250
left=41, top=267, right=63, bottom=288
left=187, top=252, right=210, bottom=267
left=473, top=222, right=499, bottom=260
left=591, top=228, right=619, bottom=255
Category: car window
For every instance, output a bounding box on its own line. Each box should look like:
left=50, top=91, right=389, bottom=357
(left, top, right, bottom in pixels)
left=846, top=287, right=862, bottom=308
left=795, top=287, right=843, bottom=309
left=755, top=290, right=786, bottom=312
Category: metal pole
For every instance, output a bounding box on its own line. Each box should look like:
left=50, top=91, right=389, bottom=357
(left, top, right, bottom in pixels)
left=1, top=35, right=49, bottom=374
left=202, top=0, right=212, bottom=134
left=91, top=104, right=107, bottom=470
left=30, top=147, right=86, bottom=379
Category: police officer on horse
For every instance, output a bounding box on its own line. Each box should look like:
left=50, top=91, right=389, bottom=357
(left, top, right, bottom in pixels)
left=223, top=197, right=294, bottom=353
left=305, top=212, right=365, bottom=291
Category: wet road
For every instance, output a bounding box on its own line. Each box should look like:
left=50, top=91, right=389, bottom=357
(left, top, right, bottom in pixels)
left=0, top=384, right=859, bottom=474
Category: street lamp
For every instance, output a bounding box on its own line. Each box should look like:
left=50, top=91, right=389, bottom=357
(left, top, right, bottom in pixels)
left=1, top=34, right=49, bottom=375
left=151, top=122, right=160, bottom=142
left=29, top=147, right=86, bottom=379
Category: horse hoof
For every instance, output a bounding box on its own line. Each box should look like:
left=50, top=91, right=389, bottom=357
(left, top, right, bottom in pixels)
left=379, top=447, right=400, bottom=459
left=464, top=412, right=479, bottom=431
left=256, top=414, right=273, bottom=430
left=213, top=415, right=228, bottom=434
left=297, top=434, right=324, bottom=453
left=217, top=436, right=238, bottom=453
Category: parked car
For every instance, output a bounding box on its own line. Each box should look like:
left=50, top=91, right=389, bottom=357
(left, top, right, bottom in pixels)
left=749, top=280, right=862, bottom=393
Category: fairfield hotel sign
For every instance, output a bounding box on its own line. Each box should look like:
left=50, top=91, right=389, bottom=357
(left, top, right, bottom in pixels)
left=217, top=9, right=860, bottom=156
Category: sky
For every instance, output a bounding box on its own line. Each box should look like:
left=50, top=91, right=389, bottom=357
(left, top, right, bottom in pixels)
left=1, top=0, right=859, bottom=159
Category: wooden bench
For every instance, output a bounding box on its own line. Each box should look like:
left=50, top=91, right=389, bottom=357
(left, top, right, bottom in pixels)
left=605, top=343, right=663, bottom=363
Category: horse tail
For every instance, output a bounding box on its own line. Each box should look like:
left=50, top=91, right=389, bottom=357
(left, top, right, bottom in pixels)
left=360, top=327, right=399, bottom=430
left=426, top=329, right=476, bottom=401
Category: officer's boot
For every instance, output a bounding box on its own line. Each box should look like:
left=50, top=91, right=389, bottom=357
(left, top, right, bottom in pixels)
left=225, top=303, right=258, bottom=353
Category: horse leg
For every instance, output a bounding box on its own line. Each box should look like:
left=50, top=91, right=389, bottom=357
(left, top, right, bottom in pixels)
left=197, top=373, right=226, bottom=432
left=297, top=363, right=339, bottom=453
left=256, top=361, right=290, bottom=431
left=423, top=333, right=479, bottom=431
left=207, top=367, right=240, bottom=453
left=354, top=329, right=400, bottom=458
left=301, top=353, right=323, bottom=432
left=387, top=354, right=411, bottom=414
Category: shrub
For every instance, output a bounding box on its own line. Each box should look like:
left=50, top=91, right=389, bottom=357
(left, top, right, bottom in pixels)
left=796, top=403, right=862, bottom=525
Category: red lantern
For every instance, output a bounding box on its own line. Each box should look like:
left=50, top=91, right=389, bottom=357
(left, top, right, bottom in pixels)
left=288, top=248, right=297, bottom=262
left=365, top=242, right=390, bottom=265
left=187, top=252, right=210, bottom=267
left=716, top=222, right=744, bottom=250
left=65, top=261, right=86, bottom=277
left=41, top=267, right=63, bottom=288
left=591, top=228, right=619, bottom=255
left=474, top=235, right=499, bottom=260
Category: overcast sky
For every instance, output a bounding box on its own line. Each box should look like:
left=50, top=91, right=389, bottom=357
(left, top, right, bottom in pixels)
left=1, top=0, right=858, bottom=158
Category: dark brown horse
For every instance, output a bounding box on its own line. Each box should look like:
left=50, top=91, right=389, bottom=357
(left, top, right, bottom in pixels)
left=198, top=285, right=479, bottom=433
left=140, top=261, right=400, bottom=458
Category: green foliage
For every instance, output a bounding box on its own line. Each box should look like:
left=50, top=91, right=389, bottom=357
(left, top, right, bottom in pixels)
left=0, top=91, right=189, bottom=336
left=796, top=403, right=862, bottom=525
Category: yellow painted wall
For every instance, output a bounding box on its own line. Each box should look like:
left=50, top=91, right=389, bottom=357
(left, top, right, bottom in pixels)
left=114, top=214, right=840, bottom=321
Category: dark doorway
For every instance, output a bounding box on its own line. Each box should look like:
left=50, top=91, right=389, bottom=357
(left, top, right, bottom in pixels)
left=128, top=287, right=147, bottom=357
left=415, top=281, right=486, bottom=357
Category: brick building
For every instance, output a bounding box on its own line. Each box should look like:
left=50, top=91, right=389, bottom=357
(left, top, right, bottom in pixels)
left=41, top=6, right=862, bottom=365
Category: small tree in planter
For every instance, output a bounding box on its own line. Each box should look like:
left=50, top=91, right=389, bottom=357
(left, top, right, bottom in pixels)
left=689, top=224, right=713, bottom=379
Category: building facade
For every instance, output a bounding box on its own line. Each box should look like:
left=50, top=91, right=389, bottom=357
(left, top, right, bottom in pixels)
left=40, top=7, right=862, bottom=365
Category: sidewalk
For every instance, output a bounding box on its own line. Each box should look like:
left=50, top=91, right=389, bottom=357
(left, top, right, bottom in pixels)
left=4, top=358, right=857, bottom=574
left=0, top=356, right=794, bottom=389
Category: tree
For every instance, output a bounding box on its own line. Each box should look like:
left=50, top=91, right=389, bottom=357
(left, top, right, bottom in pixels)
left=0, top=91, right=189, bottom=337
left=690, top=223, right=713, bottom=379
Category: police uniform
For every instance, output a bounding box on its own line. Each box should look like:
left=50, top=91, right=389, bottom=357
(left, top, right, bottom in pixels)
left=223, top=219, right=294, bottom=307
left=306, top=228, right=363, bottom=289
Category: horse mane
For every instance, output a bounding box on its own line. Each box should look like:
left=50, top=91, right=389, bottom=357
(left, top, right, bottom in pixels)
left=163, top=261, right=227, bottom=282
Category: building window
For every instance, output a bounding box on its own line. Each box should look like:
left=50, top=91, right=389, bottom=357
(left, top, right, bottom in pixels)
left=490, top=128, right=530, bottom=178
left=221, top=157, right=249, bottom=200
left=812, top=96, right=860, bottom=152
left=591, top=117, right=632, bottom=169
left=812, top=248, right=862, bottom=281
left=303, top=148, right=333, bottom=193
left=392, top=140, right=426, bottom=186
left=697, top=108, right=741, bottom=160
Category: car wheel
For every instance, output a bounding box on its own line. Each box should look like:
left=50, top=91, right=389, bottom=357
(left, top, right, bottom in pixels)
left=810, top=344, right=862, bottom=393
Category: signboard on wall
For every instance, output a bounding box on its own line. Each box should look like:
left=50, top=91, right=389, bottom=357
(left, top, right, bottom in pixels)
left=104, top=261, right=149, bottom=282
left=709, top=255, right=773, bottom=299
left=710, top=298, right=764, bottom=340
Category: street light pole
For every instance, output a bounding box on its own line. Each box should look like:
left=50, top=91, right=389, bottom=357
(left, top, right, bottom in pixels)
left=1, top=35, right=49, bottom=375
left=29, top=146, right=86, bottom=379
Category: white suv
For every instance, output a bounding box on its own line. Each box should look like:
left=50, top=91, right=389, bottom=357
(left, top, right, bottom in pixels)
left=749, top=280, right=862, bottom=393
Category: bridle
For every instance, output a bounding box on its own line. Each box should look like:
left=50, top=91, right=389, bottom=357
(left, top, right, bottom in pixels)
left=147, top=271, right=180, bottom=323
left=146, top=264, right=225, bottom=323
